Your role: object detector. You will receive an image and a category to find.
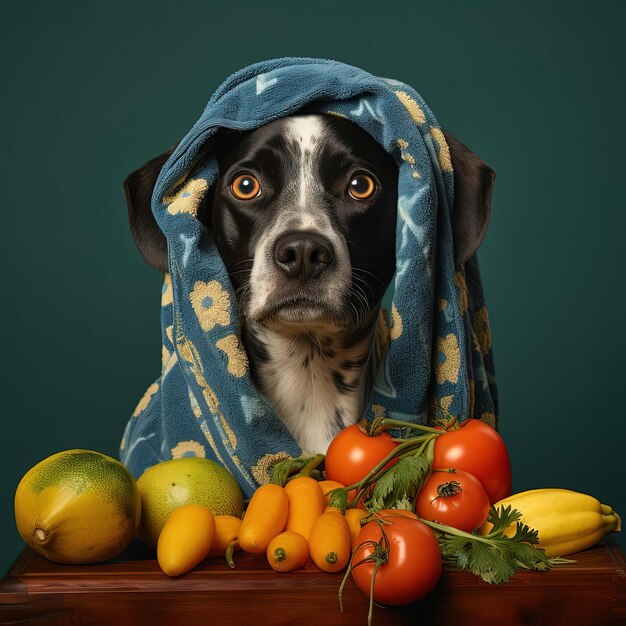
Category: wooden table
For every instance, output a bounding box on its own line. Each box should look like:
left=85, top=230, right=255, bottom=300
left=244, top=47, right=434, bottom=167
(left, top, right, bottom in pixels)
left=1, top=537, right=625, bottom=625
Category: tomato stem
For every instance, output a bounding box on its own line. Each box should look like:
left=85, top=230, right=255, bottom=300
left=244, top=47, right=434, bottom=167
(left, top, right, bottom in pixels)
left=338, top=538, right=380, bottom=613
left=370, top=416, right=444, bottom=436
left=338, top=521, right=390, bottom=626
left=428, top=404, right=463, bottom=430
left=288, top=453, right=325, bottom=481
left=368, top=561, right=381, bottom=626
left=415, top=434, right=437, bottom=458
left=417, top=517, right=493, bottom=545
left=426, top=437, right=436, bottom=466
left=444, top=416, right=460, bottom=430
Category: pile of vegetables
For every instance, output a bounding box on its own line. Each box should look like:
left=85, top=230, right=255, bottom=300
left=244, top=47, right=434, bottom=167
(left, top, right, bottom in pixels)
left=156, top=415, right=621, bottom=625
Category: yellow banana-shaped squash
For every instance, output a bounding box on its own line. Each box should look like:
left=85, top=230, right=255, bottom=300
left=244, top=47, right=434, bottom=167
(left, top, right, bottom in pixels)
left=480, top=488, right=621, bottom=557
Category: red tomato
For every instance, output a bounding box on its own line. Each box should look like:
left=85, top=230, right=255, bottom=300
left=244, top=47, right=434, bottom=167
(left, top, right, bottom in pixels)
left=351, top=514, right=442, bottom=605
left=432, top=418, right=511, bottom=503
left=325, top=424, right=398, bottom=487
left=415, top=469, right=491, bottom=532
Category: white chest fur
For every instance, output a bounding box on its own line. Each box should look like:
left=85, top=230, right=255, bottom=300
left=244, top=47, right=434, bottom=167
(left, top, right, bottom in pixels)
left=247, top=325, right=376, bottom=454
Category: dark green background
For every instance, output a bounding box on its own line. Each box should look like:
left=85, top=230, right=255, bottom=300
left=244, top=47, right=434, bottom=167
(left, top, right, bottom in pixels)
left=1, top=0, right=624, bottom=575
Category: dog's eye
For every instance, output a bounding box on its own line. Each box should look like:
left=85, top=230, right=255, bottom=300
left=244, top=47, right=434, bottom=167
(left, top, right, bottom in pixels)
left=231, top=173, right=261, bottom=200
left=348, top=173, right=376, bottom=200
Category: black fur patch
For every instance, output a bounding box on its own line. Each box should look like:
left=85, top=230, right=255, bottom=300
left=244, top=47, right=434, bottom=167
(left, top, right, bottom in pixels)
left=332, top=370, right=359, bottom=395
left=334, top=407, right=345, bottom=430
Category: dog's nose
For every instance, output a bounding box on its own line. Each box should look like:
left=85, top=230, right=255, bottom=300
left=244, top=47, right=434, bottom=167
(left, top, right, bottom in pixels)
left=274, top=233, right=335, bottom=280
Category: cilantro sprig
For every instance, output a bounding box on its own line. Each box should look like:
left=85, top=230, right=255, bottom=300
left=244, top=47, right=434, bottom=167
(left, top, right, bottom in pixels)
left=421, top=504, right=575, bottom=584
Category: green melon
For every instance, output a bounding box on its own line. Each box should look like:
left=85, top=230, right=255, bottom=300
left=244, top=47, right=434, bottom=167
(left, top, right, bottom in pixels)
left=136, top=457, right=244, bottom=548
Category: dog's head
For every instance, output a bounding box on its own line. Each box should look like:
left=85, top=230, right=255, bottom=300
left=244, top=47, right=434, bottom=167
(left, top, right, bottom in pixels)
left=125, top=113, right=494, bottom=333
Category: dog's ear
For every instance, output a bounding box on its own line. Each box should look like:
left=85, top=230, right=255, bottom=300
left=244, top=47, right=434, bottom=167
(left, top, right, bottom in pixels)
left=442, top=130, right=495, bottom=267
left=124, top=146, right=177, bottom=273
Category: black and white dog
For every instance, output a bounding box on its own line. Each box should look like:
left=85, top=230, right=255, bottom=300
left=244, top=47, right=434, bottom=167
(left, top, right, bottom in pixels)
left=125, top=113, right=494, bottom=454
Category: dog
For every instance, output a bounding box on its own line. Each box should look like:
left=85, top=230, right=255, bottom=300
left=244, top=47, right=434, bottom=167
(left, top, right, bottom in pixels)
left=124, top=113, right=494, bottom=454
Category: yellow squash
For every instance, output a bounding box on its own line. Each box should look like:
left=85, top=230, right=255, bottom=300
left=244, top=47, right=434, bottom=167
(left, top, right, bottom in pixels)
left=157, top=505, right=216, bottom=576
left=284, top=476, right=325, bottom=541
left=480, top=488, right=621, bottom=556
left=266, top=531, right=310, bottom=572
left=308, top=511, right=351, bottom=572
left=238, top=483, right=289, bottom=554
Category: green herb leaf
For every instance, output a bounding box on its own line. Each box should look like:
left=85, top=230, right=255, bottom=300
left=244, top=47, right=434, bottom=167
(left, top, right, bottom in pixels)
left=329, top=488, right=349, bottom=513
left=391, top=495, right=415, bottom=511
left=367, top=455, right=430, bottom=513
left=484, top=504, right=524, bottom=535
left=426, top=505, right=562, bottom=584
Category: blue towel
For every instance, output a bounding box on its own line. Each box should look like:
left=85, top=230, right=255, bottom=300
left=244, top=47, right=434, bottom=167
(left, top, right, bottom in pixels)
left=119, top=57, right=498, bottom=498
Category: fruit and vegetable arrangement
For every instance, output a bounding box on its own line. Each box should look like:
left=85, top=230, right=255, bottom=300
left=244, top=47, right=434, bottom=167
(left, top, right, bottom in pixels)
left=13, top=416, right=621, bottom=625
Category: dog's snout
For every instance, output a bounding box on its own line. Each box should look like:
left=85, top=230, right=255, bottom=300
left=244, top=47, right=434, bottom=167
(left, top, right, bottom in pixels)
left=274, top=232, right=335, bottom=280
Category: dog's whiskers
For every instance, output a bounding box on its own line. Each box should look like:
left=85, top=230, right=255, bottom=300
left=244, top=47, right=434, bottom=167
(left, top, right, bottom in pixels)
left=352, top=272, right=377, bottom=301
left=352, top=266, right=386, bottom=290
left=234, top=281, right=252, bottom=309
left=304, top=330, right=324, bottom=353
left=228, top=268, right=254, bottom=277
left=229, top=257, right=255, bottom=269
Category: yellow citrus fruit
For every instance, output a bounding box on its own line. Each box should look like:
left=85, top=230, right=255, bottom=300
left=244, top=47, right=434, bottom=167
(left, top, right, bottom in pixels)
left=14, top=449, right=141, bottom=564
left=136, top=457, right=244, bottom=548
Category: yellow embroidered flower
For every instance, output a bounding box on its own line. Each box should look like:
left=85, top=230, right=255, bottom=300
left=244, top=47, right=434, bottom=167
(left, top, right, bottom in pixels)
left=394, top=91, right=426, bottom=125
left=439, top=395, right=454, bottom=414
left=189, top=280, right=230, bottom=332
left=132, top=382, right=159, bottom=417
left=216, top=333, right=249, bottom=377
left=164, top=178, right=208, bottom=216
left=161, top=273, right=173, bottom=307
left=251, top=452, right=292, bottom=486
left=390, top=303, right=403, bottom=341
left=473, top=305, right=493, bottom=356
left=396, top=138, right=421, bottom=179
left=372, top=404, right=387, bottom=421
left=171, top=440, right=206, bottom=459
left=430, top=127, right=453, bottom=173
left=454, top=271, right=469, bottom=314
left=434, top=334, right=461, bottom=384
